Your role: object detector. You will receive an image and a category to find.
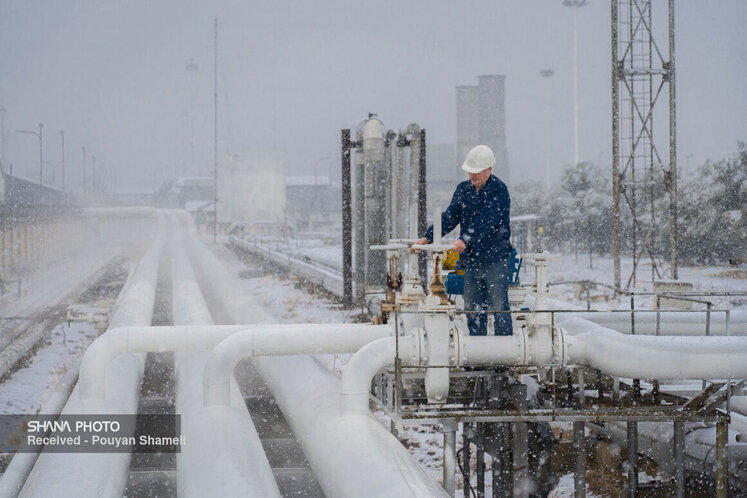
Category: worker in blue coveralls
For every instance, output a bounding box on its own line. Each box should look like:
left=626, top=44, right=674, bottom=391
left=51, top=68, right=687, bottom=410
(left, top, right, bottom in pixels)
left=415, top=145, right=512, bottom=336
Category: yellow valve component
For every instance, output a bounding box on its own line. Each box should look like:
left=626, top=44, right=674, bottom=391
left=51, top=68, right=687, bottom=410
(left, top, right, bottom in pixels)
left=442, top=249, right=460, bottom=271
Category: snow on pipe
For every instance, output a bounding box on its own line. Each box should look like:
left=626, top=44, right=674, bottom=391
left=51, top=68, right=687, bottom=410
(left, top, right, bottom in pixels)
left=337, top=317, right=747, bottom=417
left=560, top=309, right=747, bottom=336
left=78, top=324, right=364, bottom=400
left=81, top=206, right=158, bottom=220
left=340, top=336, right=412, bottom=416
left=560, top=316, right=747, bottom=379
left=460, top=319, right=747, bottom=380
left=230, top=235, right=347, bottom=298
left=18, top=221, right=165, bottom=498
left=0, top=367, right=79, bottom=497
left=256, top=355, right=450, bottom=498
left=185, top=235, right=450, bottom=498
left=203, top=324, right=391, bottom=406
left=169, top=231, right=281, bottom=498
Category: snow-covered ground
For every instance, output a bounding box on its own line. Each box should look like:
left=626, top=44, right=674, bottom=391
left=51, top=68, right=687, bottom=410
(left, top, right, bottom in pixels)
left=0, top=318, right=100, bottom=415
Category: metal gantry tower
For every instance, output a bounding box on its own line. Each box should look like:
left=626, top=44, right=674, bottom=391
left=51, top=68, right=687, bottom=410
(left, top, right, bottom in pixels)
left=611, top=0, right=677, bottom=289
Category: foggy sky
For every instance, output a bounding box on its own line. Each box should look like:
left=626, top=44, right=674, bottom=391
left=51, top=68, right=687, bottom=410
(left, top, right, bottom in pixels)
left=1, top=0, right=745, bottom=192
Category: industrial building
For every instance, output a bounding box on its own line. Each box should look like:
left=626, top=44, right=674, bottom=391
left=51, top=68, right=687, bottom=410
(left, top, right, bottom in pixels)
left=456, top=75, right=510, bottom=185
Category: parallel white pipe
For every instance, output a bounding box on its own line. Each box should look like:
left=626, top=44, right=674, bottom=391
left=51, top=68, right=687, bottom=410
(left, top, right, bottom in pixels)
left=79, top=324, right=361, bottom=400
left=19, top=224, right=164, bottom=498
left=186, top=235, right=449, bottom=498
left=340, top=317, right=747, bottom=415
left=561, top=309, right=746, bottom=336
left=340, top=337, right=400, bottom=416
left=170, top=231, right=280, bottom=498
left=560, top=317, right=747, bottom=379
left=257, top=354, right=450, bottom=498
left=82, top=207, right=157, bottom=219
left=204, top=324, right=390, bottom=406
left=0, top=367, right=79, bottom=497
left=230, top=235, right=347, bottom=298
left=521, top=293, right=747, bottom=337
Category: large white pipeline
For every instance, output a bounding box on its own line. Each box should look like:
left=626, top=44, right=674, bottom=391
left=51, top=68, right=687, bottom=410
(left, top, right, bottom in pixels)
left=0, top=367, right=79, bottom=497
left=203, top=324, right=390, bottom=406
left=78, top=324, right=379, bottom=400
left=559, top=316, right=747, bottom=379
left=82, top=207, right=158, bottom=219
left=562, top=309, right=747, bottom=336
left=186, top=234, right=450, bottom=498
left=230, top=235, right=347, bottom=298
left=339, top=336, right=409, bottom=416
left=337, top=315, right=747, bottom=419
left=258, top=354, right=450, bottom=497
left=169, top=231, right=281, bottom=498
left=18, top=224, right=164, bottom=498
left=521, top=293, right=747, bottom=337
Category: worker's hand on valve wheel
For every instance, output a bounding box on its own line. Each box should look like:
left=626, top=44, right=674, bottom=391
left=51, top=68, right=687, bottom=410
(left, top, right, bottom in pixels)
left=453, top=239, right=466, bottom=253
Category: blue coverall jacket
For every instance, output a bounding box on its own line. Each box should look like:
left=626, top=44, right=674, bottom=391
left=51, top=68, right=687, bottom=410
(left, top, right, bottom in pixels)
left=424, top=174, right=511, bottom=267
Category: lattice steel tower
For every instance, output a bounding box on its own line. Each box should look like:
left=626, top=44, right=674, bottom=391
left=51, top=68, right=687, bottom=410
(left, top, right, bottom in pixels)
left=611, top=0, right=677, bottom=289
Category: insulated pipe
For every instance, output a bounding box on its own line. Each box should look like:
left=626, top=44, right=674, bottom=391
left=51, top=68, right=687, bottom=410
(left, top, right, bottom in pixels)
left=0, top=367, right=78, bottom=497
left=19, top=222, right=164, bottom=498
left=82, top=206, right=158, bottom=219
left=560, top=317, right=747, bottom=379
left=170, top=231, right=280, bottom=498
left=204, top=324, right=390, bottom=406
left=561, top=309, right=747, bottom=336
left=340, top=336, right=415, bottom=416
left=257, top=355, right=451, bottom=498
left=522, top=293, right=747, bottom=337
left=79, top=323, right=365, bottom=400
left=230, top=235, right=347, bottom=297
left=186, top=236, right=449, bottom=498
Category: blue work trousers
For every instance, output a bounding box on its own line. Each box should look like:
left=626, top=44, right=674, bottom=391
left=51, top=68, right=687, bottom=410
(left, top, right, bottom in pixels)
left=463, top=259, right=512, bottom=336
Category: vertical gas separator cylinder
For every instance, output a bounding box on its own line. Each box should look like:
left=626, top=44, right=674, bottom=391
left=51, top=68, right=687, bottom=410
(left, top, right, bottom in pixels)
left=354, top=127, right=366, bottom=305
left=363, top=117, right=386, bottom=286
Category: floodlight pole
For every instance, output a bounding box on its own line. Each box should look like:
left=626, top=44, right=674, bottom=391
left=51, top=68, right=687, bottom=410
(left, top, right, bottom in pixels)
left=213, top=17, right=218, bottom=244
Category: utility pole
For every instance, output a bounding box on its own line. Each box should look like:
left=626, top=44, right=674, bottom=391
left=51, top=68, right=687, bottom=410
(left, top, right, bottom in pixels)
left=540, top=69, right=555, bottom=189
left=60, top=130, right=65, bottom=191
left=0, top=106, right=6, bottom=168
left=82, top=146, right=87, bottom=193
left=563, top=0, right=586, bottom=166
left=213, top=17, right=218, bottom=244
left=38, top=123, right=43, bottom=185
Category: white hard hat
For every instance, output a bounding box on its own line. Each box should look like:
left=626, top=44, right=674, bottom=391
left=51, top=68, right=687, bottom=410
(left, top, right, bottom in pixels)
left=461, top=145, right=496, bottom=174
